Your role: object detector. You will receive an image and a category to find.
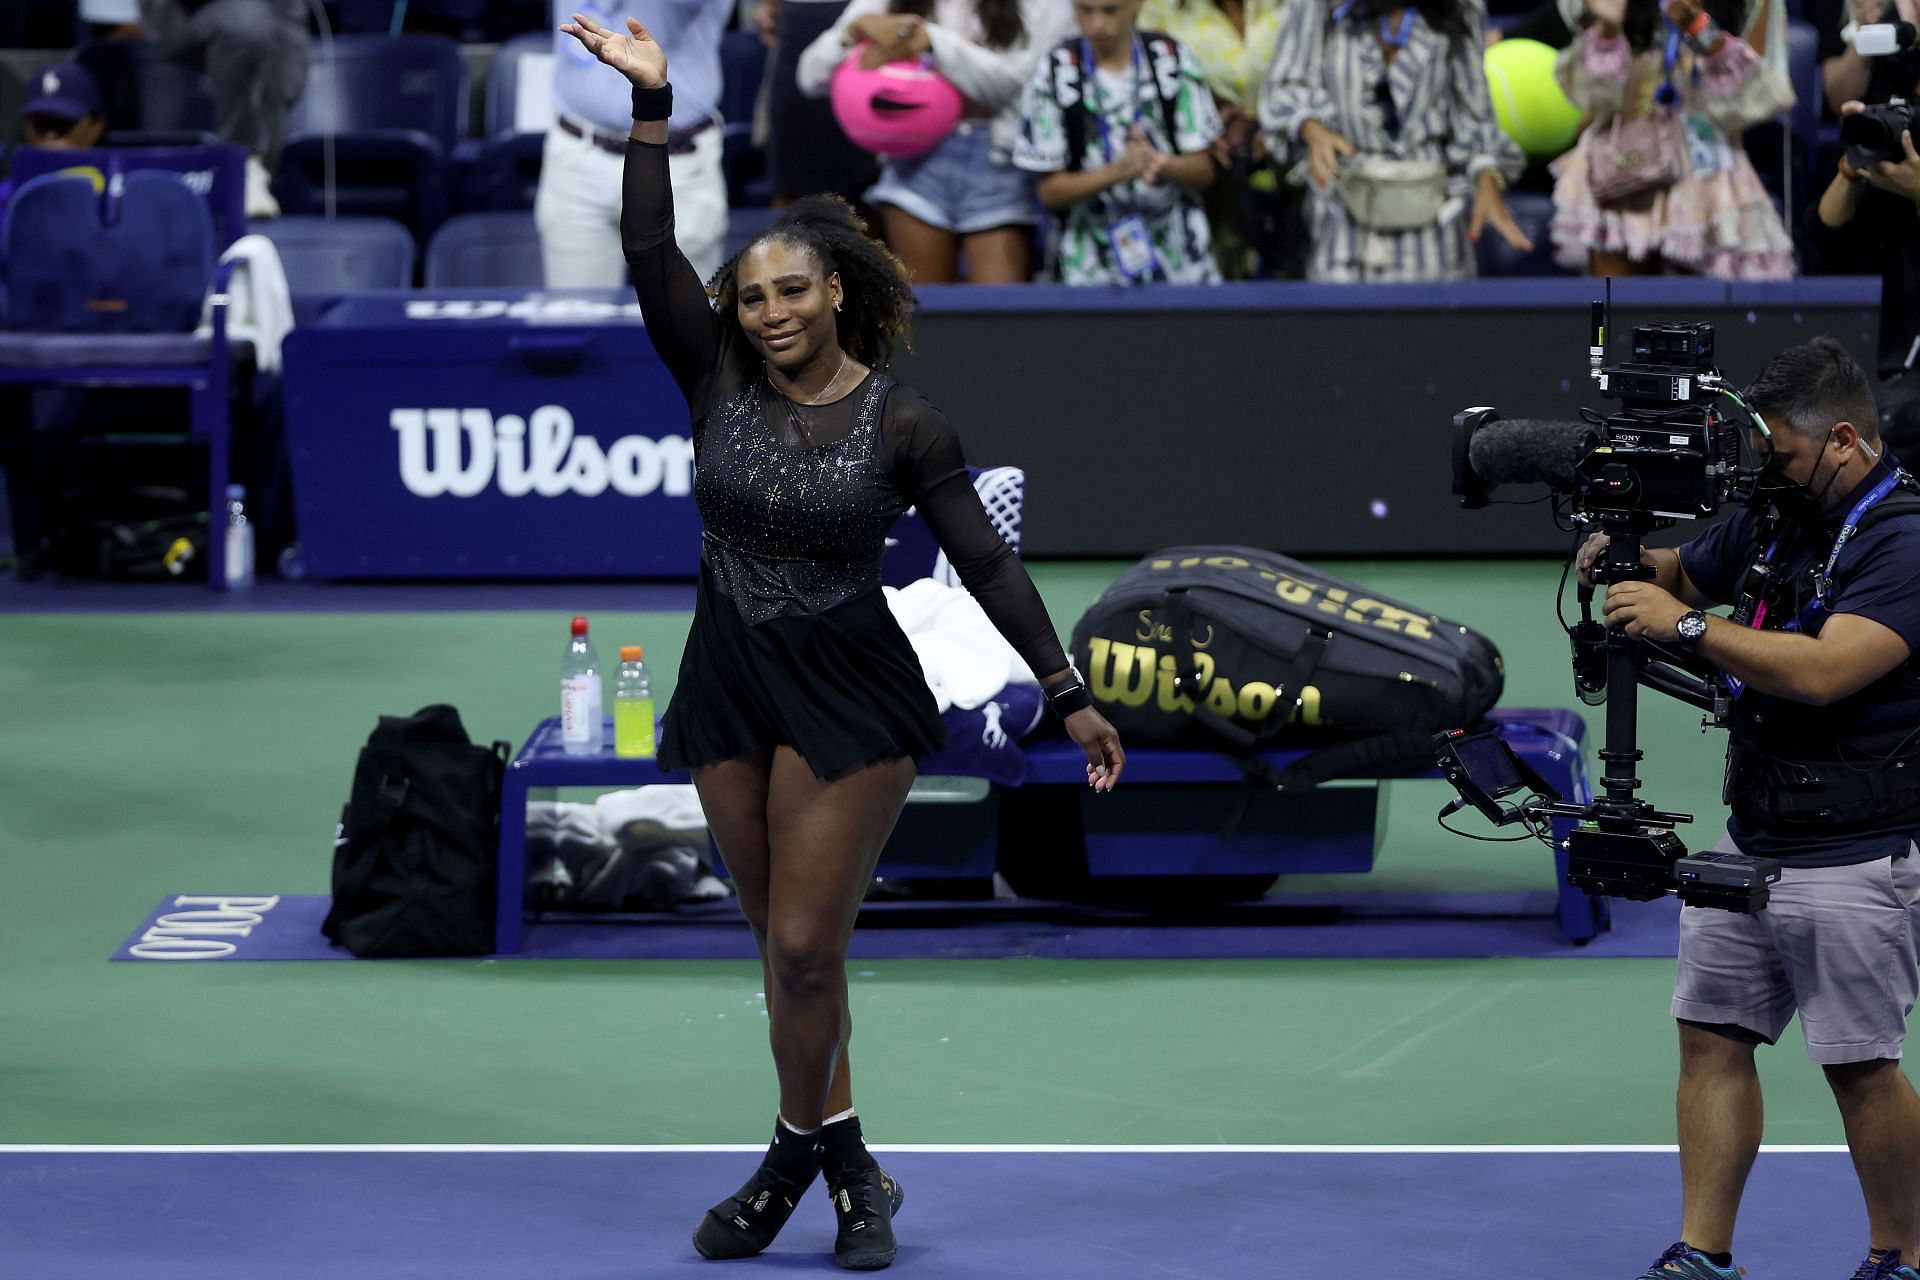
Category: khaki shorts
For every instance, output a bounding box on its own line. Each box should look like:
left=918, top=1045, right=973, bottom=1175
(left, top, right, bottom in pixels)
left=1671, top=830, right=1920, bottom=1064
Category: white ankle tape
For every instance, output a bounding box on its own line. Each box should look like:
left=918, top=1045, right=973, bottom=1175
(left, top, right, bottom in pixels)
left=777, top=1116, right=820, bottom=1136
left=822, top=1108, right=857, bottom=1127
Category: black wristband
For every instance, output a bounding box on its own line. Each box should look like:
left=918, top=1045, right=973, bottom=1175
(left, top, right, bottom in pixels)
left=1045, top=675, right=1093, bottom=719
left=632, top=82, right=673, bottom=122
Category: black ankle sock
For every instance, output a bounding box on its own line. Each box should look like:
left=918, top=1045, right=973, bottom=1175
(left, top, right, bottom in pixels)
left=818, top=1113, right=879, bottom=1179
left=765, top=1119, right=820, bottom=1182
left=1701, top=1250, right=1734, bottom=1268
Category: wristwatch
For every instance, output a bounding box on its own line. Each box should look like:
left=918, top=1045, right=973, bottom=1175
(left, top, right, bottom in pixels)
left=1675, top=609, right=1709, bottom=647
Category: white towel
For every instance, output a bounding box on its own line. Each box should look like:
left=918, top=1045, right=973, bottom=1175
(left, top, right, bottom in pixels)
left=195, top=233, right=294, bottom=374
left=884, top=577, right=1037, bottom=714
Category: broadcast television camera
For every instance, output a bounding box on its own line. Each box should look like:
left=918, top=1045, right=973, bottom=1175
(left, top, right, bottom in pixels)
left=1438, top=305, right=1782, bottom=913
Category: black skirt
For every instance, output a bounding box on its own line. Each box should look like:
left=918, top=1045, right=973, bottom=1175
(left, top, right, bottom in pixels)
left=658, top=562, right=947, bottom=780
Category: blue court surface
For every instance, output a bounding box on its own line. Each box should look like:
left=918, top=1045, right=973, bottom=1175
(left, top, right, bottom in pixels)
left=0, top=1146, right=1869, bottom=1277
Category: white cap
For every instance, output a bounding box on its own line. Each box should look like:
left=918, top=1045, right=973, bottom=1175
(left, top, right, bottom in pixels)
left=80, top=0, right=141, bottom=22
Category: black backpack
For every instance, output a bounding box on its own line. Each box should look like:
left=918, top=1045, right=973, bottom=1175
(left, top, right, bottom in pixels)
left=321, top=705, right=510, bottom=958
left=1069, top=546, right=1505, bottom=786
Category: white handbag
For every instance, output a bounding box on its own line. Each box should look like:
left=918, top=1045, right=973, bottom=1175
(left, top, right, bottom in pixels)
left=1335, top=155, right=1449, bottom=231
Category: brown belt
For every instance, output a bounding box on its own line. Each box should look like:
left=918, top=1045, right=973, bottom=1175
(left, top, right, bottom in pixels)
left=557, top=113, right=714, bottom=156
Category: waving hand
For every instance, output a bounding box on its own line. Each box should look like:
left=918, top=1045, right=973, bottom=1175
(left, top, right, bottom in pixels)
left=560, top=11, right=668, bottom=87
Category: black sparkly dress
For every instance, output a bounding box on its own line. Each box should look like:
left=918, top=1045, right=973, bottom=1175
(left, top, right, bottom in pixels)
left=622, top=138, right=1071, bottom=781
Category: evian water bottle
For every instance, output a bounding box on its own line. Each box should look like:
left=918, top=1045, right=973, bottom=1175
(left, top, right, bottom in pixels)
left=561, top=616, right=604, bottom=755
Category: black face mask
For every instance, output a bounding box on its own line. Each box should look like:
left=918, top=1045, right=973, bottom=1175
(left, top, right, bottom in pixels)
left=1767, top=426, right=1844, bottom=523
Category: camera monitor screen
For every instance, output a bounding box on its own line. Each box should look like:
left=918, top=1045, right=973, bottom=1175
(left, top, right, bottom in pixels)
left=1453, top=730, right=1527, bottom=799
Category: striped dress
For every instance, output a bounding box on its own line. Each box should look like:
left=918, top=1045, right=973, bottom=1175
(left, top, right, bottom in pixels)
left=1258, top=0, right=1524, bottom=283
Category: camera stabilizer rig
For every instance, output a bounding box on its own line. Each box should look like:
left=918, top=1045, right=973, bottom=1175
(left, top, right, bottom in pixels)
left=1439, top=301, right=1782, bottom=913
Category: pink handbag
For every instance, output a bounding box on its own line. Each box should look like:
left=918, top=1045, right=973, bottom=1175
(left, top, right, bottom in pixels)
left=1586, top=112, right=1688, bottom=204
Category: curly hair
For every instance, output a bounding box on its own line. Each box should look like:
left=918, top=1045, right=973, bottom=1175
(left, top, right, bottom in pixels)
left=710, top=195, right=918, bottom=369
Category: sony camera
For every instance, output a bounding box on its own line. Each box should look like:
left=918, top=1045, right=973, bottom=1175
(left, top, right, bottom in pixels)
left=1452, top=317, right=1747, bottom=526
left=1439, top=311, right=1780, bottom=914
left=1842, top=97, right=1916, bottom=170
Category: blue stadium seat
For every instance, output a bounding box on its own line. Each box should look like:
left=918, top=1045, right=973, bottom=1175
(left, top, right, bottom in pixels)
left=1473, top=190, right=1569, bottom=277
left=3, top=171, right=211, bottom=332
left=0, top=169, right=248, bottom=586
left=719, top=27, right=770, bottom=207
left=458, top=30, right=552, bottom=213
left=275, top=34, right=468, bottom=241
left=485, top=31, right=554, bottom=140
left=424, top=210, right=544, bottom=286
left=255, top=215, right=416, bottom=312
left=462, top=134, right=545, bottom=212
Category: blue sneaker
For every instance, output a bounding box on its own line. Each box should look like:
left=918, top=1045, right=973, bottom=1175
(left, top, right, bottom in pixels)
left=1639, top=1242, right=1743, bottom=1279
left=1848, top=1249, right=1920, bottom=1280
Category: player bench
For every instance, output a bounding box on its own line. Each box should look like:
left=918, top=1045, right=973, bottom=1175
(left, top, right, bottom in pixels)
left=492, top=706, right=1596, bottom=954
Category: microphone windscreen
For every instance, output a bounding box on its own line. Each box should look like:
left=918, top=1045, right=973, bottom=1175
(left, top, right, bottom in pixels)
left=1467, top=418, right=1595, bottom=489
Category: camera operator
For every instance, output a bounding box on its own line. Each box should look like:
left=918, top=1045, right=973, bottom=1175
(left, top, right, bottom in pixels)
left=1576, top=338, right=1920, bottom=1280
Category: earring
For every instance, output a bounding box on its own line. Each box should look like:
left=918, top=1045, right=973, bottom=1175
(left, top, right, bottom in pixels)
left=834, top=299, right=842, bottom=311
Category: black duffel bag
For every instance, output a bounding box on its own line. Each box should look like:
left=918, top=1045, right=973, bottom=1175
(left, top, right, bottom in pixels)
left=1069, top=546, right=1504, bottom=786
left=321, top=705, right=510, bottom=958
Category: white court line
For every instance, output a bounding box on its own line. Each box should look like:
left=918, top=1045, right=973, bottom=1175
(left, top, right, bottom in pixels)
left=0, top=1144, right=1852, bottom=1155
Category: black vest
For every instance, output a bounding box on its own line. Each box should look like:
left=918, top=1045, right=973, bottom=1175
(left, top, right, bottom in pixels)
left=1722, top=478, right=1920, bottom=832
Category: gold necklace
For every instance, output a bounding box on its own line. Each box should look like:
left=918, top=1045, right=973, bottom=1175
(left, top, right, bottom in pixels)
left=770, top=352, right=850, bottom=447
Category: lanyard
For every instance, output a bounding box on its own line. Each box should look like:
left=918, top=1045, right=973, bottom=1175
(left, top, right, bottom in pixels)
left=1724, top=469, right=1908, bottom=698
left=1080, top=35, right=1147, bottom=166
left=1654, top=17, right=1702, bottom=107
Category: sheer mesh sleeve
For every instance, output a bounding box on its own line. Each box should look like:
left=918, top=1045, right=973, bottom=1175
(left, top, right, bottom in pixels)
left=622, top=138, right=724, bottom=416
left=882, top=388, right=1072, bottom=681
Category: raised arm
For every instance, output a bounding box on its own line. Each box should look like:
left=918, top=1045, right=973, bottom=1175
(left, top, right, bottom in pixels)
left=562, top=11, right=720, bottom=404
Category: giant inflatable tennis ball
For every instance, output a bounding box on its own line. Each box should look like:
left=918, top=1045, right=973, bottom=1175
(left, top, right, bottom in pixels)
left=1484, top=37, right=1582, bottom=160
left=831, top=45, right=965, bottom=159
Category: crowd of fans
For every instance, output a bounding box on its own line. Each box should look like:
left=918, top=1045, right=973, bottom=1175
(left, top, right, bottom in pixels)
left=1, top=0, right=1916, bottom=298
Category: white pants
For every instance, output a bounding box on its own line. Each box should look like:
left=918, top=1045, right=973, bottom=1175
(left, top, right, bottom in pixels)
left=533, top=119, right=728, bottom=288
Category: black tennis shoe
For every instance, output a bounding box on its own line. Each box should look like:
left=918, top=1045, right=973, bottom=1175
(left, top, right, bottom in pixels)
left=828, top=1165, right=904, bottom=1271
left=691, top=1160, right=818, bottom=1261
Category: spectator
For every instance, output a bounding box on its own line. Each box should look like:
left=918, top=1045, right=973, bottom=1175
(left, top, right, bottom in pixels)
left=1806, top=99, right=1920, bottom=457
left=1138, top=0, right=1290, bottom=276
left=757, top=0, right=880, bottom=207
left=0, top=65, right=109, bottom=219
left=1013, top=0, right=1223, bottom=284
left=1259, top=0, right=1533, bottom=283
left=1549, top=0, right=1793, bottom=279
left=129, top=0, right=310, bottom=219
left=797, top=0, right=1074, bottom=283
left=537, top=0, right=733, bottom=287
left=1820, top=0, right=1920, bottom=118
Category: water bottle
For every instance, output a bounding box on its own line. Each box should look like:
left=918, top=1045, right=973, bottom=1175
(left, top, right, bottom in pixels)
left=561, top=616, right=604, bottom=755
left=223, top=484, right=254, bottom=589
left=614, top=645, right=656, bottom=759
